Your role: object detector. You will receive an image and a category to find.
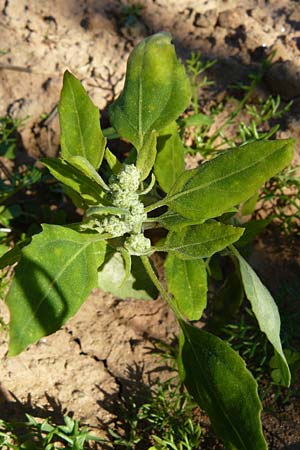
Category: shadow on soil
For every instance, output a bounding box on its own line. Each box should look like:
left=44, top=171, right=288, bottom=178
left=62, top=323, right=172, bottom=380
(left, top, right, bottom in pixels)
left=0, top=388, right=68, bottom=424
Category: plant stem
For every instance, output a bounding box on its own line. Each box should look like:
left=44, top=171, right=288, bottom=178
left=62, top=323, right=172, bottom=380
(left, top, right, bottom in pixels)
left=140, top=255, right=184, bottom=321
left=144, top=198, right=166, bottom=214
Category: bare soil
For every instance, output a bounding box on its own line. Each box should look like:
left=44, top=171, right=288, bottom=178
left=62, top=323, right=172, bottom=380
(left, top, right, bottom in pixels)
left=1, top=0, right=300, bottom=448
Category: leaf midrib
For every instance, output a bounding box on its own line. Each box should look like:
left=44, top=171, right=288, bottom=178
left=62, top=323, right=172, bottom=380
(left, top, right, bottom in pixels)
left=66, top=75, right=86, bottom=157
left=167, top=145, right=286, bottom=204
left=168, top=230, right=238, bottom=252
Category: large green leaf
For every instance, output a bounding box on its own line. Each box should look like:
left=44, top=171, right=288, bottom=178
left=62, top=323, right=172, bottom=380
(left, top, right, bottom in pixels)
left=234, top=250, right=290, bottom=387
left=59, top=70, right=106, bottom=169
left=165, top=255, right=207, bottom=320
left=154, top=122, right=185, bottom=193
left=157, top=210, right=203, bottom=231
left=157, top=222, right=244, bottom=259
left=165, top=139, right=294, bottom=220
left=41, top=157, right=106, bottom=206
left=109, top=33, right=191, bottom=151
left=179, top=322, right=267, bottom=450
left=6, top=225, right=106, bottom=356
left=98, top=252, right=157, bottom=300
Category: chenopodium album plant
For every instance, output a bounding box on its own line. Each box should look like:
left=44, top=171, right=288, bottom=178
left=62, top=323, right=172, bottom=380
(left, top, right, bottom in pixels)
left=6, top=33, right=294, bottom=449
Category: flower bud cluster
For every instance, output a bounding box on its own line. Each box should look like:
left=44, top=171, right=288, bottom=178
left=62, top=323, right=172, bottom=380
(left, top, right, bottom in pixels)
left=124, top=233, right=151, bottom=255
left=86, top=165, right=151, bottom=255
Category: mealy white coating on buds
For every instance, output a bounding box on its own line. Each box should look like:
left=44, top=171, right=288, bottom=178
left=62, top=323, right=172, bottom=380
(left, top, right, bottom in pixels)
left=104, top=216, right=130, bottom=236
left=124, top=233, right=151, bottom=255
left=109, top=164, right=140, bottom=194
left=83, top=165, right=150, bottom=253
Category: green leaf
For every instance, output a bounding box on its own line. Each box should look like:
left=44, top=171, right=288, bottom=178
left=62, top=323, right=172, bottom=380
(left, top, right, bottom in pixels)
left=180, top=113, right=214, bottom=128
left=68, top=155, right=109, bottom=191
left=86, top=206, right=129, bottom=218
left=165, top=139, right=294, bottom=220
left=0, top=245, right=22, bottom=269
left=270, top=349, right=300, bottom=385
left=154, top=122, right=185, bottom=193
left=41, top=158, right=106, bottom=206
left=157, top=222, right=244, bottom=260
left=61, top=185, right=86, bottom=209
left=235, top=219, right=271, bottom=248
left=157, top=210, right=203, bottom=231
left=240, top=192, right=259, bottom=216
left=179, top=321, right=267, bottom=450
left=105, top=148, right=122, bottom=174
left=98, top=251, right=157, bottom=300
left=109, top=32, right=191, bottom=151
left=6, top=225, right=106, bottom=356
left=59, top=70, right=106, bottom=169
left=165, top=254, right=207, bottom=320
left=234, top=249, right=290, bottom=387
left=136, top=130, right=157, bottom=181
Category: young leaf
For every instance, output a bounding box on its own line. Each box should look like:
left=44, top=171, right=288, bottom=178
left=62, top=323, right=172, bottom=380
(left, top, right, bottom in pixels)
left=109, top=32, right=191, bottom=151
left=6, top=225, right=106, bottom=356
left=86, top=206, right=129, bottom=218
left=165, top=254, right=207, bottom=320
left=59, top=70, right=106, bottom=169
left=98, top=252, right=157, bottom=300
left=136, top=130, right=157, bottom=181
left=157, top=222, right=244, bottom=259
left=234, top=249, right=290, bottom=387
left=68, top=156, right=109, bottom=191
left=154, top=122, right=185, bottom=193
left=179, top=322, right=267, bottom=450
left=41, top=158, right=106, bottom=206
left=62, top=185, right=86, bottom=209
left=165, top=139, right=294, bottom=220
left=105, top=148, right=122, bottom=174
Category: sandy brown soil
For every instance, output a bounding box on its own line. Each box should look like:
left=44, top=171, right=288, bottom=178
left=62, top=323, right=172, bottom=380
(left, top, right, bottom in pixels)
left=1, top=0, right=300, bottom=448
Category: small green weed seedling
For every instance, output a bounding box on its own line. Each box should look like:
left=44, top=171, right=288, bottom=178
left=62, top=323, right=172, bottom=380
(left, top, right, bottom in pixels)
left=3, top=33, right=295, bottom=449
left=0, top=413, right=104, bottom=449
left=183, top=53, right=293, bottom=158
left=0, top=116, right=42, bottom=314
left=108, top=377, right=201, bottom=449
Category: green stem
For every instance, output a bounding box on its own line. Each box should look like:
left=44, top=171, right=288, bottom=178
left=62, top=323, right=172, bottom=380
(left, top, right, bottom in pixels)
left=140, top=255, right=184, bottom=321
left=229, top=244, right=238, bottom=258
left=144, top=198, right=167, bottom=214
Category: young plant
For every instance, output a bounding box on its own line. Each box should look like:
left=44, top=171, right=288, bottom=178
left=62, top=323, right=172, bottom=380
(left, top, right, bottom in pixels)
left=184, top=55, right=293, bottom=158
left=4, top=33, right=294, bottom=449
left=108, top=377, right=201, bottom=449
left=0, top=414, right=104, bottom=449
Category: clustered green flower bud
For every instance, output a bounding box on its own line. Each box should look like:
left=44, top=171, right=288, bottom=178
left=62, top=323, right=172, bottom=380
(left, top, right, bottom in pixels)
left=124, top=233, right=151, bottom=255
left=84, top=165, right=151, bottom=255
